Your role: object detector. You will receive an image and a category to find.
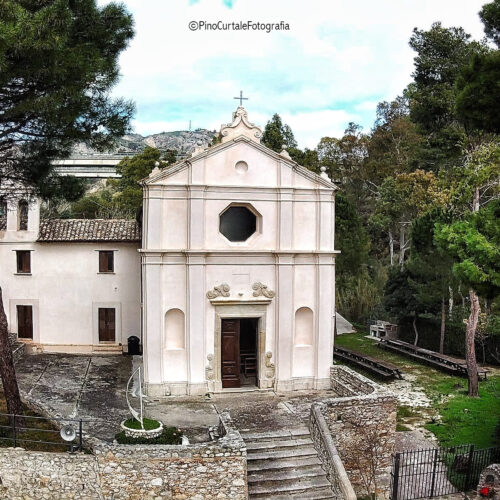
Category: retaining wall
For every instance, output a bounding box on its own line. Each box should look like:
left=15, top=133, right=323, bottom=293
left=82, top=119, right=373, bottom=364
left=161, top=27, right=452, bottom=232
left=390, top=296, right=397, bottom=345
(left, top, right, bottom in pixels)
left=0, top=412, right=247, bottom=500
left=315, top=365, right=397, bottom=500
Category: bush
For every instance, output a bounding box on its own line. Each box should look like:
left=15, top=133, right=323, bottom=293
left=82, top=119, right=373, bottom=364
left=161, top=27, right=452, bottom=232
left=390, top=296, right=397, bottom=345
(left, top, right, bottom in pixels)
left=115, top=426, right=183, bottom=445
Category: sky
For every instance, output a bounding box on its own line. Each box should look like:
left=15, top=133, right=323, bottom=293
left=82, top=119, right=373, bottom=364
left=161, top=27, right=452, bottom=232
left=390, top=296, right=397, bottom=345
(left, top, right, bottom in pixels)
left=97, top=0, right=487, bottom=148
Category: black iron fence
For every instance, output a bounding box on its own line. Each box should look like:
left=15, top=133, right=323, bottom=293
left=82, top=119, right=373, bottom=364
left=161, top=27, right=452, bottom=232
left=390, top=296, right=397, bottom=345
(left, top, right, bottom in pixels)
left=0, top=412, right=84, bottom=452
left=390, top=444, right=500, bottom=500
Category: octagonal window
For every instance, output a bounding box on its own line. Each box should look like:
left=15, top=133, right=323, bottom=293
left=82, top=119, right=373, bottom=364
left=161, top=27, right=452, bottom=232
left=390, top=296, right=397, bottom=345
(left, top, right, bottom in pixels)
left=220, top=205, right=257, bottom=242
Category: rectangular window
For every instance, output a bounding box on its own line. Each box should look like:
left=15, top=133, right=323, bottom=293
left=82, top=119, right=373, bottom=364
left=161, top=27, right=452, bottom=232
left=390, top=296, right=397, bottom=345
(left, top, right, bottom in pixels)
left=16, top=250, right=31, bottom=274
left=99, top=251, right=114, bottom=273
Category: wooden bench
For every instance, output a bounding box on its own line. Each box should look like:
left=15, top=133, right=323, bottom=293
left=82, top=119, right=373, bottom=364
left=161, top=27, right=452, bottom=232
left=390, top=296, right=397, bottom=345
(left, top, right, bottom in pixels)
left=333, top=346, right=403, bottom=380
left=378, top=339, right=488, bottom=380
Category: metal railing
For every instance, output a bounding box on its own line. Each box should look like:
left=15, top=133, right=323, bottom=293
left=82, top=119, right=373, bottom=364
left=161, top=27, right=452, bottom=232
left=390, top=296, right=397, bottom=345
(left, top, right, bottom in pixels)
left=0, top=412, right=84, bottom=452
left=390, top=444, right=500, bottom=500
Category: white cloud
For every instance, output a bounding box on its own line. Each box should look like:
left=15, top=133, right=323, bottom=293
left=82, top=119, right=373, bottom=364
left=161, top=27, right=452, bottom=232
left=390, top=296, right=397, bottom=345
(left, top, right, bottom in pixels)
left=98, top=0, right=487, bottom=148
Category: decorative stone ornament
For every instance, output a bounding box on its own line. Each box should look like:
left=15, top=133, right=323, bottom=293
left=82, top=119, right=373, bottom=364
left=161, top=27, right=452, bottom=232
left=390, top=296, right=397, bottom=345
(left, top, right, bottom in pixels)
left=320, top=166, right=332, bottom=182
left=206, top=283, right=230, bottom=299
left=205, top=353, right=214, bottom=380
left=265, top=351, right=275, bottom=380
left=220, top=106, right=263, bottom=143
left=252, top=282, right=275, bottom=298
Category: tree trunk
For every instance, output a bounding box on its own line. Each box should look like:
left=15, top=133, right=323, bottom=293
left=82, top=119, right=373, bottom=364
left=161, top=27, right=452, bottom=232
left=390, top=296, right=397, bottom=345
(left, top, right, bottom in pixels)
left=389, top=230, right=394, bottom=266
left=0, top=286, right=24, bottom=417
left=448, top=286, right=453, bottom=317
left=440, top=297, right=446, bottom=354
left=412, top=315, right=419, bottom=346
left=465, top=289, right=480, bottom=397
left=399, top=225, right=406, bottom=266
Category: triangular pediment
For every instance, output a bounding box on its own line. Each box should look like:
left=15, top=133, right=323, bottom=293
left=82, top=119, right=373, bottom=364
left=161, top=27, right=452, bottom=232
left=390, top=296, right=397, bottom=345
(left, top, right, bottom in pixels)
left=144, top=136, right=337, bottom=190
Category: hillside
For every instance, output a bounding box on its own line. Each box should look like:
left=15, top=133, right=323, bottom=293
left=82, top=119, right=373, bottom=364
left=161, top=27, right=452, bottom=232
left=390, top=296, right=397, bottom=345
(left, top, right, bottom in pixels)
left=71, top=129, right=217, bottom=156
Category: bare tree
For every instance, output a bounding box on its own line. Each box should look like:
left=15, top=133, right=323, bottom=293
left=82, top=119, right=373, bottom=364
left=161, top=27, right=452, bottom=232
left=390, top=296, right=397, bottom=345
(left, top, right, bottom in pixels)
left=340, top=416, right=393, bottom=499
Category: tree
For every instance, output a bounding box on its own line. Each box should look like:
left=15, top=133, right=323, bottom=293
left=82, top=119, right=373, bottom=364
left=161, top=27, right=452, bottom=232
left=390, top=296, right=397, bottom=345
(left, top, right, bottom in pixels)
left=435, top=200, right=500, bottom=396
left=0, top=0, right=134, bottom=418
left=384, top=267, right=422, bottom=345
left=70, top=147, right=168, bottom=218
left=109, top=147, right=163, bottom=214
left=456, top=0, right=500, bottom=135
left=406, top=23, right=485, bottom=171
left=372, top=170, right=448, bottom=266
left=407, top=211, right=455, bottom=353
left=317, top=123, right=370, bottom=213
left=261, top=114, right=297, bottom=152
left=480, top=0, right=500, bottom=46
left=0, top=0, right=134, bottom=192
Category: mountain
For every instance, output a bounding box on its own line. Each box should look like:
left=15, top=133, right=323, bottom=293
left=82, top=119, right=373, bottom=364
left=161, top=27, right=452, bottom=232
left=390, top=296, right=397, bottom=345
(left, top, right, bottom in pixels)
left=71, top=129, right=217, bottom=156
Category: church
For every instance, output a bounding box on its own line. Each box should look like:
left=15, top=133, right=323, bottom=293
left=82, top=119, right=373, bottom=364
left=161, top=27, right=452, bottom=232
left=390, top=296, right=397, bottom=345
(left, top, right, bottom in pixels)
left=0, top=106, right=339, bottom=396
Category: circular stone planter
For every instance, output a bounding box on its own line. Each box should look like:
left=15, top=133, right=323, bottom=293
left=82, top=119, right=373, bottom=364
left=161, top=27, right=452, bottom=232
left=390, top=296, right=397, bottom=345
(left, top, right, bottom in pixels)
left=120, top=420, right=164, bottom=440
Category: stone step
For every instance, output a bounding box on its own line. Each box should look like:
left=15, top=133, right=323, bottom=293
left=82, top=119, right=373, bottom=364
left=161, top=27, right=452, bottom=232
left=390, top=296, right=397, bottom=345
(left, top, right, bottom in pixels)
left=91, top=344, right=122, bottom=354
left=248, top=465, right=326, bottom=484
left=247, top=455, right=322, bottom=472
left=249, top=475, right=332, bottom=497
left=241, top=427, right=310, bottom=442
left=250, top=488, right=335, bottom=500
left=247, top=446, right=319, bottom=461
left=246, top=437, right=313, bottom=452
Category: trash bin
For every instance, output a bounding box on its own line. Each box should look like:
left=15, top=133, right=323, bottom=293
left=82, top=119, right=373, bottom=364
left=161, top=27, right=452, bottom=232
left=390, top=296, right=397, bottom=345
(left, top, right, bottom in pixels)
left=127, top=335, right=141, bottom=355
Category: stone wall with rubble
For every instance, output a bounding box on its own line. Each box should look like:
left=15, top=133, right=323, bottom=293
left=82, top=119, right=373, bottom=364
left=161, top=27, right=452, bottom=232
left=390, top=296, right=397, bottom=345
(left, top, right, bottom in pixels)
left=323, top=365, right=397, bottom=500
left=0, top=413, right=247, bottom=500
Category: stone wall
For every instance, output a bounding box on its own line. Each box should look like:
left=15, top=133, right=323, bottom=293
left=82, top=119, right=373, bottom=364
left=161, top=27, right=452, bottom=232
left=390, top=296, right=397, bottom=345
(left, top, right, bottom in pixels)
left=322, top=365, right=397, bottom=500
left=0, top=412, right=247, bottom=500
left=0, top=448, right=100, bottom=500
left=309, top=404, right=357, bottom=500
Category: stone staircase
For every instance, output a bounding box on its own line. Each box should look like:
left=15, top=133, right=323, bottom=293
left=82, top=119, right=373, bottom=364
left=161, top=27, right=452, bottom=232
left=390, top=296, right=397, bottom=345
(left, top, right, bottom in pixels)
left=242, top=426, right=336, bottom=499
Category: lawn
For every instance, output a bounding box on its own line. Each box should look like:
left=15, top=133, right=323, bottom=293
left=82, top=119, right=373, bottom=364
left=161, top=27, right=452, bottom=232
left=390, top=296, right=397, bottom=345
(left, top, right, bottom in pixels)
left=0, top=392, right=72, bottom=452
left=334, top=332, right=500, bottom=449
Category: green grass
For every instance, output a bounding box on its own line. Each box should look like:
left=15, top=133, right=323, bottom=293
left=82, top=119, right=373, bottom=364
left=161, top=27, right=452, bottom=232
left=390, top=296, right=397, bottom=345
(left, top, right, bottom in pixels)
left=335, top=333, right=500, bottom=449
left=123, top=417, right=161, bottom=430
left=425, top=377, right=500, bottom=448
left=0, top=392, right=71, bottom=452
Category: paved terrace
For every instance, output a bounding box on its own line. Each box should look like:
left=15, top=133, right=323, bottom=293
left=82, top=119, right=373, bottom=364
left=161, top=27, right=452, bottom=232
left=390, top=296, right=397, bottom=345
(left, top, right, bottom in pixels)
left=15, top=353, right=340, bottom=443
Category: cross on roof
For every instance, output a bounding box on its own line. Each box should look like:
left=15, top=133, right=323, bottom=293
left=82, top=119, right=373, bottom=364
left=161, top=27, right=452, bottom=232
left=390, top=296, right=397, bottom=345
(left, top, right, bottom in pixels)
left=233, top=90, right=248, bottom=106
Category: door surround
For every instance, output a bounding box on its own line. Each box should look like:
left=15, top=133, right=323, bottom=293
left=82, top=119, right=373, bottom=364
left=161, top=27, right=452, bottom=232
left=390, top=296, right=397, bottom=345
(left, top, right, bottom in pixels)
left=212, top=301, right=272, bottom=392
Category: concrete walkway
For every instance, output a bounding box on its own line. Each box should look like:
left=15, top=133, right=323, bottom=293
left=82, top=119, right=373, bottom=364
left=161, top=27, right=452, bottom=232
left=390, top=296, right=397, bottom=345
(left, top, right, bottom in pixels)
left=16, top=353, right=132, bottom=441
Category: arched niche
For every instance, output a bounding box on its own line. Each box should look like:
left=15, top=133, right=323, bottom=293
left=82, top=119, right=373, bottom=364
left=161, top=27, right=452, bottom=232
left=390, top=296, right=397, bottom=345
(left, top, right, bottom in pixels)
left=164, top=308, right=185, bottom=350
left=294, top=307, right=314, bottom=346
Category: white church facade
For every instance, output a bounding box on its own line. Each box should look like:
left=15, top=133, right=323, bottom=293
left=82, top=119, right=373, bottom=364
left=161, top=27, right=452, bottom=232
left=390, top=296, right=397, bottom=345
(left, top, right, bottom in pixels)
left=0, top=107, right=338, bottom=395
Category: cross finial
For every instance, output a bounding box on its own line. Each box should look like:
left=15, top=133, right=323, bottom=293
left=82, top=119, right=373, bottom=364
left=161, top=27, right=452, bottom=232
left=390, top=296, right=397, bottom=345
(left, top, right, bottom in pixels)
left=234, top=90, right=248, bottom=106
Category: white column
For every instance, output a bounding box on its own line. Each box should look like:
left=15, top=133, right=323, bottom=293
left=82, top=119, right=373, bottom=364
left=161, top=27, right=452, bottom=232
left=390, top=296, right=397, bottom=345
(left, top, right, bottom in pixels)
left=316, top=255, right=335, bottom=387
left=319, top=191, right=334, bottom=251
left=142, top=253, right=163, bottom=395
left=276, top=254, right=294, bottom=390
left=187, top=253, right=206, bottom=394
left=278, top=188, right=293, bottom=250
left=188, top=186, right=205, bottom=249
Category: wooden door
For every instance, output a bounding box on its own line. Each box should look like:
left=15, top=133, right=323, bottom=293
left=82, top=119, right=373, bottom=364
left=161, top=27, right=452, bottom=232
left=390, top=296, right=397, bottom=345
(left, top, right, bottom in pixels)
left=221, top=319, right=240, bottom=388
left=17, top=305, right=33, bottom=339
left=98, top=308, right=116, bottom=342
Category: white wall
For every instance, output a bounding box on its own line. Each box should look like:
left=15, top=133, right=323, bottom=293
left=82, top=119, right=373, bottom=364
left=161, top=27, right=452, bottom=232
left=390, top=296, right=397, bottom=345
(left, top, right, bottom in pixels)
left=0, top=201, right=141, bottom=352
left=142, top=137, right=337, bottom=395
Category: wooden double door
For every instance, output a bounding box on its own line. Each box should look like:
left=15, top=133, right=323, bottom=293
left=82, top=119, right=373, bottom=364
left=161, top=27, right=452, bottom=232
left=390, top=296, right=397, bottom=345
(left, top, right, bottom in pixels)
left=98, top=308, right=115, bottom=342
left=221, top=318, right=258, bottom=388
